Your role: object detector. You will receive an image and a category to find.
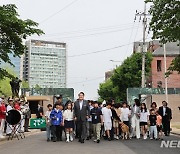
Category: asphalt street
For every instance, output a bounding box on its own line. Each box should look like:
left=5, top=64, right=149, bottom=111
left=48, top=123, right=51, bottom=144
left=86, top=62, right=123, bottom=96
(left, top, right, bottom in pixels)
left=0, top=132, right=179, bottom=154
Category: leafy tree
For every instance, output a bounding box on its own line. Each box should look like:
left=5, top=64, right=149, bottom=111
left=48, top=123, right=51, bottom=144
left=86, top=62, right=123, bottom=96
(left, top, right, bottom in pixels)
left=21, top=80, right=30, bottom=89
left=166, top=55, right=180, bottom=76
left=98, top=52, right=152, bottom=101
left=146, top=0, right=180, bottom=74
left=0, top=66, right=17, bottom=97
left=0, top=4, right=44, bottom=80
left=146, top=0, right=180, bottom=43
left=98, top=79, right=115, bottom=101
left=34, top=84, right=41, bottom=94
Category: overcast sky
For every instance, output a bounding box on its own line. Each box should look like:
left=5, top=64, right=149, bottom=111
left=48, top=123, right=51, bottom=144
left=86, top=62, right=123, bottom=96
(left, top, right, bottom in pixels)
left=1, top=0, right=152, bottom=100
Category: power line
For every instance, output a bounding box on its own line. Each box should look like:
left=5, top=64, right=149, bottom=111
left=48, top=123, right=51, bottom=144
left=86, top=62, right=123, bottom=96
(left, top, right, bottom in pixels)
left=40, top=0, right=79, bottom=24
left=43, top=22, right=139, bottom=37
left=68, top=37, right=151, bottom=58
left=133, top=21, right=140, bottom=42
left=125, top=22, right=136, bottom=55
left=68, top=77, right=104, bottom=85
left=42, top=26, right=141, bottom=40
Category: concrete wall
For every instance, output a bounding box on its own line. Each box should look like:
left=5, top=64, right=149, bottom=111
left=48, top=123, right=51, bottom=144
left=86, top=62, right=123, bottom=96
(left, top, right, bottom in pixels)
left=152, top=94, right=180, bottom=122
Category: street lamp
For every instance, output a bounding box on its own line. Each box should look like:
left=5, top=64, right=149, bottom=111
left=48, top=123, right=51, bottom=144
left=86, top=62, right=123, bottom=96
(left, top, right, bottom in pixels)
left=109, top=60, right=122, bottom=69
left=109, top=60, right=122, bottom=63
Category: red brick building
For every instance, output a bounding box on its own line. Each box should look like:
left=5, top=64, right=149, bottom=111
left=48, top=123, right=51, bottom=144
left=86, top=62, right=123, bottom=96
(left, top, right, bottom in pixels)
left=151, top=42, right=180, bottom=88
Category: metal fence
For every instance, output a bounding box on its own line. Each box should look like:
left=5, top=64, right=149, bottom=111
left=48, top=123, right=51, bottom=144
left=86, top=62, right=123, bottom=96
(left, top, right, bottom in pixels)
left=127, top=88, right=180, bottom=105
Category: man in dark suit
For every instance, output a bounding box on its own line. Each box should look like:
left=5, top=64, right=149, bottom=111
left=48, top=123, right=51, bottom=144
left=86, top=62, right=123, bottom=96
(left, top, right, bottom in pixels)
left=74, top=92, right=90, bottom=143
left=36, top=103, right=43, bottom=119
left=158, top=101, right=172, bottom=136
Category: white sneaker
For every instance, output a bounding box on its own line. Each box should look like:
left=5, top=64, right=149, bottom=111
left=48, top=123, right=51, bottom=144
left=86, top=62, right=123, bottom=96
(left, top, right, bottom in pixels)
left=70, top=136, right=73, bottom=142
left=94, top=139, right=97, bottom=142
left=66, top=139, right=70, bottom=143
left=116, top=136, right=119, bottom=140
left=144, top=135, right=147, bottom=140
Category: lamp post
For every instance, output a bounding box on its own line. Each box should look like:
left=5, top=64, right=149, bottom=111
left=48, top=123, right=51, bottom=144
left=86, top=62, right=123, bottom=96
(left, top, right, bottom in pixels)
left=109, top=60, right=122, bottom=69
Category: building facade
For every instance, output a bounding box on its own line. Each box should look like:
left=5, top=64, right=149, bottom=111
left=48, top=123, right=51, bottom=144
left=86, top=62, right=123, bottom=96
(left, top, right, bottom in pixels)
left=22, top=40, right=67, bottom=88
left=151, top=42, right=180, bottom=88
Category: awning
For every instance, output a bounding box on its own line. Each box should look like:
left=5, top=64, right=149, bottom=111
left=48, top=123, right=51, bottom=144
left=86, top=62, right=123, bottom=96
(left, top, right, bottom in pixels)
left=26, top=96, right=50, bottom=101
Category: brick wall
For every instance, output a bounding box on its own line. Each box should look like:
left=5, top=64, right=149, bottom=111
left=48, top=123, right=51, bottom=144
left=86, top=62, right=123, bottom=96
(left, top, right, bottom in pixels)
left=151, top=56, right=180, bottom=88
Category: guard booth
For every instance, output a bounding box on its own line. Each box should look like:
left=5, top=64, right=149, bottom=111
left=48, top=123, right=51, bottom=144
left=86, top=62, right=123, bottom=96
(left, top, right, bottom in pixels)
left=26, top=96, right=52, bottom=129
left=26, top=95, right=52, bottom=117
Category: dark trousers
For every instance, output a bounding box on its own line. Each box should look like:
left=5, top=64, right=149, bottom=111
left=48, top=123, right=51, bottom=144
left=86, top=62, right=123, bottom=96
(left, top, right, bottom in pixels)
left=162, top=116, right=170, bottom=135
left=75, top=121, right=79, bottom=138
left=77, top=120, right=87, bottom=140
left=24, top=118, right=30, bottom=131
left=51, top=125, right=62, bottom=140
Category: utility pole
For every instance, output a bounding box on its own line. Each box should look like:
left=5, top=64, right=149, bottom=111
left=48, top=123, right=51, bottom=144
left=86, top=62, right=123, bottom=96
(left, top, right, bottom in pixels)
left=163, top=44, right=168, bottom=102
left=135, top=2, right=148, bottom=88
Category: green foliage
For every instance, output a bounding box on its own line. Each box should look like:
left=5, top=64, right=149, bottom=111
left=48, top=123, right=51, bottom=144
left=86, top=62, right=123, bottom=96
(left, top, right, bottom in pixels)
left=0, top=66, right=17, bottom=97
left=98, top=79, right=115, bottom=101
left=98, top=52, right=152, bottom=101
left=146, top=0, right=180, bottom=73
left=21, top=80, right=30, bottom=89
left=166, top=55, right=180, bottom=76
left=0, top=4, right=44, bottom=80
left=146, top=0, right=180, bottom=44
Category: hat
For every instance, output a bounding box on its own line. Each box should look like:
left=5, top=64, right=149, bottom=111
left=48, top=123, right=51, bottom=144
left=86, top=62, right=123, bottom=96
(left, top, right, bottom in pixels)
left=1, top=95, right=5, bottom=99
left=56, top=95, right=62, bottom=99
left=14, top=97, right=20, bottom=102
left=8, top=98, right=13, bottom=101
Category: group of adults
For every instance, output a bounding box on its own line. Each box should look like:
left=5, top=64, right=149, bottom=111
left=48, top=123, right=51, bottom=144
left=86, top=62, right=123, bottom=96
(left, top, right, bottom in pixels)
left=0, top=96, right=31, bottom=139
left=44, top=92, right=172, bottom=143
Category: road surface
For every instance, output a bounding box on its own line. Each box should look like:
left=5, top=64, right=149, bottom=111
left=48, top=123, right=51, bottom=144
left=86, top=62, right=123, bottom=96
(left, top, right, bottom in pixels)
left=0, top=132, right=179, bottom=154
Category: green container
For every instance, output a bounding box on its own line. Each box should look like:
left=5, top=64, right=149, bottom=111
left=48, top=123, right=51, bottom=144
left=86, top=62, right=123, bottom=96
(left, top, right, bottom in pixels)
left=30, top=118, right=46, bottom=129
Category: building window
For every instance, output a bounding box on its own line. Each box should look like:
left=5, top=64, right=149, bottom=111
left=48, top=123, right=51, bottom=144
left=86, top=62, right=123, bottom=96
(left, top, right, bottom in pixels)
left=157, top=60, right=162, bottom=72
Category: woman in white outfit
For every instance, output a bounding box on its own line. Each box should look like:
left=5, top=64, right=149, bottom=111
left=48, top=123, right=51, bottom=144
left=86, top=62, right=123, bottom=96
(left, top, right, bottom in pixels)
left=130, top=99, right=141, bottom=139
left=6, top=98, right=14, bottom=135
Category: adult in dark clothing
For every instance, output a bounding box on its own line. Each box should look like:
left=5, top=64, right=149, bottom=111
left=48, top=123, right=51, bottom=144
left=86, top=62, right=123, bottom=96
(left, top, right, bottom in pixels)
left=158, top=101, right=172, bottom=136
left=10, top=77, right=22, bottom=97
left=36, top=103, right=43, bottom=118
left=74, top=92, right=90, bottom=143
left=24, top=102, right=31, bottom=132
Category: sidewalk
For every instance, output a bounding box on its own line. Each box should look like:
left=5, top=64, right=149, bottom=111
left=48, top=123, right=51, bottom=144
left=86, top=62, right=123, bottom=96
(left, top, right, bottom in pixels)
left=171, top=122, right=180, bottom=136
left=171, top=127, right=180, bottom=136
left=0, top=129, right=41, bottom=142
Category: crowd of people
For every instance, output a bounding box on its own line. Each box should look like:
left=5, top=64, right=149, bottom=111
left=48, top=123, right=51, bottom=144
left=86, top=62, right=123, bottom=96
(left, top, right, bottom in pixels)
left=44, top=92, right=172, bottom=143
left=0, top=96, right=31, bottom=139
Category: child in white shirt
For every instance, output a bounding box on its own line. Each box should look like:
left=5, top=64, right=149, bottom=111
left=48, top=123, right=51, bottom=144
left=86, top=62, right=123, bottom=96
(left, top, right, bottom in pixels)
left=63, top=102, right=74, bottom=143
left=102, top=102, right=112, bottom=141
left=120, top=102, right=131, bottom=127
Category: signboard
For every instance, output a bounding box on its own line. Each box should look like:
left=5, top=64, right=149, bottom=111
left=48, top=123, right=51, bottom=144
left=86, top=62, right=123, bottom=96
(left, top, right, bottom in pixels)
left=30, top=118, right=46, bottom=129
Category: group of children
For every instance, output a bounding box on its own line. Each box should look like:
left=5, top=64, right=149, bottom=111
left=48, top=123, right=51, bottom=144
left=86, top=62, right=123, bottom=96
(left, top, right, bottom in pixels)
left=45, top=100, right=165, bottom=143
left=45, top=102, right=74, bottom=142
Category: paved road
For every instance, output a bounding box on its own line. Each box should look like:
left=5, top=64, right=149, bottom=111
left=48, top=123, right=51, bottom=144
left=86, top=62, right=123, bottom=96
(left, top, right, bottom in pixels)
left=0, top=132, right=179, bottom=154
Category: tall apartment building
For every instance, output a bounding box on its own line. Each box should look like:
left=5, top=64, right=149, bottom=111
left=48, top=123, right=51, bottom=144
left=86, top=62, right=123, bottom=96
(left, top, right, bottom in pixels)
left=22, top=39, right=67, bottom=88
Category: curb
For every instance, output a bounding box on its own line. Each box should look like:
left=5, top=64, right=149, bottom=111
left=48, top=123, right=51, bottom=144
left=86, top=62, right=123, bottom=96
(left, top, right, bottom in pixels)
left=171, top=132, right=180, bottom=136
